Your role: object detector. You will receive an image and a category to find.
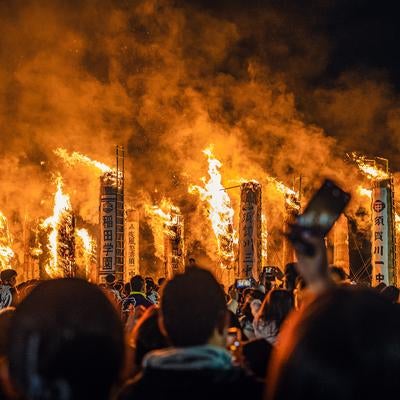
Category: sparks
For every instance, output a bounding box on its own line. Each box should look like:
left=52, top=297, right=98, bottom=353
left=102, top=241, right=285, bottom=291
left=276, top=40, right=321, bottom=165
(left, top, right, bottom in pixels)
left=349, top=152, right=389, bottom=180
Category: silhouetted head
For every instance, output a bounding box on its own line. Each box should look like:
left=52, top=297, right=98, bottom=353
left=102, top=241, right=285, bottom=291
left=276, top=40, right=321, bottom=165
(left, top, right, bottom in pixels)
left=268, top=288, right=400, bottom=400
left=132, top=306, right=168, bottom=369
left=130, top=275, right=145, bottom=292
left=380, top=285, right=399, bottom=304
left=0, top=269, right=17, bottom=287
left=8, top=279, right=124, bottom=400
left=160, top=267, right=227, bottom=347
left=258, top=289, right=294, bottom=330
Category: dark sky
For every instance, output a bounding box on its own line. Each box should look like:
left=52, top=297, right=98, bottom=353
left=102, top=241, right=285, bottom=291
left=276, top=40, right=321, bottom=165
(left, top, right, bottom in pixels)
left=185, top=0, right=400, bottom=86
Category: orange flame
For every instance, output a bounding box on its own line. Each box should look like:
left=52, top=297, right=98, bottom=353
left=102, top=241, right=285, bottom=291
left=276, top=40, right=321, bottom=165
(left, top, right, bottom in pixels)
left=268, top=177, right=300, bottom=210
left=41, top=176, right=73, bottom=278
left=262, top=213, right=268, bottom=264
left=350, top=153, right=389, bottom=180
left=189, top=147, right=237, bottom=266
left=357, top=186, right=372, bottom=198
left=76, top=228, right=95, bottom=277
left=0, top=211, right=14, bottom=270
left=54, top=148, right=112, bottom=174
left=145, top=198, right=181, bottom=260
left=395, top=214, right=400, bottom=234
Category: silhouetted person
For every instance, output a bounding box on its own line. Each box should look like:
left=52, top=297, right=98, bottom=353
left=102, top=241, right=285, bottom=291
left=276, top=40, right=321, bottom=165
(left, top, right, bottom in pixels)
left=129, top=307, right=168, bottom=375
left=118, top=267, right=263, bottom=400
left=267, top=288, right=400, bottom=400
left=242, top=338, right=272, bottom=380
left=380, top=285, right=399, bottom=303
left=123, top=276, right=152, bottom=311
left=7, top=279, right=125, bottom=400
left=0, top=269, right=18, bottom=309
left=253, top=289, right=294, bottom=345
left=283, top=263, right=298, bottom=292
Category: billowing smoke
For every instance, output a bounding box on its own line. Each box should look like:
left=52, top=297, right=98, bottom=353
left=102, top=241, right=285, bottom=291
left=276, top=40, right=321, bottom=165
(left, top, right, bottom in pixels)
left=0, top=0, right=393, bottom=275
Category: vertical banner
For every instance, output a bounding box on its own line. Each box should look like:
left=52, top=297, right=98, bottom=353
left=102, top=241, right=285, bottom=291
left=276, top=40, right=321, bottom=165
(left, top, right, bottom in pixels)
left=371, top=187, right=389, bottom=286
left=99, top=176, right=117, bottom=282
left=333, top=214, right=350, bottom=276
left=124, top=209, right=140, bottom=281
left=239, top=182, right=262, bottom=279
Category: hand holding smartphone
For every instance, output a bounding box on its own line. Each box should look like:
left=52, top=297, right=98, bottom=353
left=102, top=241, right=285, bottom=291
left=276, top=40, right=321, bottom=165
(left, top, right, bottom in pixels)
left=287, top=179, right=351, bottom=256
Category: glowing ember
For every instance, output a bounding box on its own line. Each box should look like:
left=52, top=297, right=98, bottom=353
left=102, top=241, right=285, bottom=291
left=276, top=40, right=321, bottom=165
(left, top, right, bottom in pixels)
left=395, top=214, right=400, bottom=234
left=349, top=153, right=389, bottom=180
left=76, top=228, right=95, bottom=277
left=189, top=147, right=238, bottom=267
left=41, top=176, right=74, bottom=278
left=54, top=148, right=113, bottom=174
left=357, top=186, right=372, bottom=198
left=0, top=211, right=14, bottom=270
left=145, top=198, right=181, bottom=261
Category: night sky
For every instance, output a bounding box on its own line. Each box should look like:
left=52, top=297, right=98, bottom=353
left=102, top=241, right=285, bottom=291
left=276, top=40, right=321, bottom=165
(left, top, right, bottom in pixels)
left=185, top=0, right=400, bottom=168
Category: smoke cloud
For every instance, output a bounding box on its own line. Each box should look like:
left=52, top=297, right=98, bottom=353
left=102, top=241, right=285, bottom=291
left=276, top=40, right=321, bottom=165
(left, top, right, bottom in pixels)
left=0, top=0, right=395, bottom=274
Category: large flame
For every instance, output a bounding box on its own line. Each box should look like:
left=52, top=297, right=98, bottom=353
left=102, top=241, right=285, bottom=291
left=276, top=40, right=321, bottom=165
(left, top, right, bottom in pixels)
left=189, top=147, right=238, bottom=267
left=41, top=176, right=73, bottom=278
left=76, top=228, right=95, bottom=278
left=349, top=153, right=389, bottom=180
left=145, top=198, right=181, bottom=260
left=54, top=148, right=113, bottom=174
left=0, top=211, right=14, bottom=270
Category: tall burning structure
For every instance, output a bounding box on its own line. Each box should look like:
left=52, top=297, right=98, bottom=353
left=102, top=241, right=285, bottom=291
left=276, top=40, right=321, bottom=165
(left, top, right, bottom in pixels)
left=238, top=182, right=262, bottom=279
left=333, top=214, right=350, bottom=276
left=41, top=177, right=76, bottom=278
left=189, top=147, right=238, bottom=285
left=98, top=147, right=125, bottom=283
left=164, top=210, right=185, bottom=279
left=351, top=155, right=397, bottom=286
left=269, top=178, right=301, bottom=269
left=145, top=199, right=185, bottom=279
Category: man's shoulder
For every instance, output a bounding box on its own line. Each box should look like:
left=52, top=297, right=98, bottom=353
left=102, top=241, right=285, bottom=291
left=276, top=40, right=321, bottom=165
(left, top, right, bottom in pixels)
left=117, top=368, right=264, bottom=400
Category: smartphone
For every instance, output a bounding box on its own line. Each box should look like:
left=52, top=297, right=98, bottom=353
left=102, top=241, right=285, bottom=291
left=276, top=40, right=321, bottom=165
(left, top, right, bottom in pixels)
left=288, top=179, right=351, bottom=256
left=226, top=327, right=242, bottom=365
left=235, top=278, right=253, bottom=289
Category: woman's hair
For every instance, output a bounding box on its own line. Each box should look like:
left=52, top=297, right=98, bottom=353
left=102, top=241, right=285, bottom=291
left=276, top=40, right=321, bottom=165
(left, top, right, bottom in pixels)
left=132, top=306, right=168, bottom=369
left=257, top=289, right=294, bottom=330
left=8, top=279, right=125, bottom=400
left=267, top=287, right=400, bottom=400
